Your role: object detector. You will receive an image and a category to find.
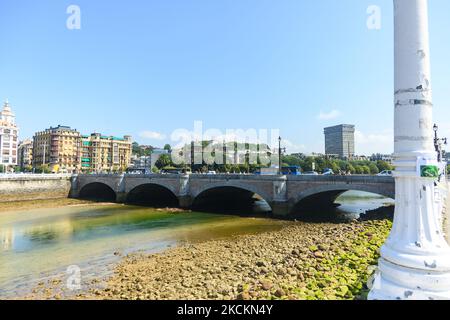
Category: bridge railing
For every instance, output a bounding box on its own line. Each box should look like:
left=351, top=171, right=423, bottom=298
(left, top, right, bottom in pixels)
left=286, top=175, right=394, bottom=183
left=74, top=173, right=394, bottom=183
left=0, top=173, right=72, bottom=180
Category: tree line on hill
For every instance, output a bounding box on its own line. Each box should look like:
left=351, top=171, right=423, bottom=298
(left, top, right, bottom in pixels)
left=151, top=152, right=396, bottom=175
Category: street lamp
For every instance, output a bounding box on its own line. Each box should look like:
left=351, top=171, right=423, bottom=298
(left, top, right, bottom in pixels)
left=223, top=139, right=227, bottom=172
left=434, top=124, right=440, bottom=162
left=278, top=136, right=286, bottom=175
left=369, top=0, right=450, bottom=300
left=433, top=124, right=448, bottom=164
left=245, top=150, right=250, bottom=174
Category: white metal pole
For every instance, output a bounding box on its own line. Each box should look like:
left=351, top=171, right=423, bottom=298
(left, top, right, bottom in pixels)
left=369, top=0, right=450, bottom=300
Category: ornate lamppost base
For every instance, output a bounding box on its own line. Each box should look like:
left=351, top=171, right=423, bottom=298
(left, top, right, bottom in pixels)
left=369, top=258, right=450, bottom=300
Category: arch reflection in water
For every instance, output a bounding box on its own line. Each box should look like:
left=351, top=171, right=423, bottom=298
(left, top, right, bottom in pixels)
left=126, top=183, right=179, bottom=207
left=79, top=182, right=116, bottom=202
left=192, top=186, right=272, bottom=216
left=290, top=190, right=394, bottom=221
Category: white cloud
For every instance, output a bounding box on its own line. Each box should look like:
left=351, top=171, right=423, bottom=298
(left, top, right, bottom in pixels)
left=139, top=130, right=166, bottom=140
left=283, top=139, right=306, bottom=154
left=317, top=109, right=341, bottom=120
left=355, top=129, right=393, bottom=155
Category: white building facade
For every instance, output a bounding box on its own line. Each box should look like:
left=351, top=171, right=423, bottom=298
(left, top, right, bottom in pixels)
left=0, top=100, right=19, bottom=168
left=18, top=138, right=33, bottom=169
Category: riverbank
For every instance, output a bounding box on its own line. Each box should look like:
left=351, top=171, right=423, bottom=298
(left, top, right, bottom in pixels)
left=0, top=198, right=104, bottom=213
left=0, top=175, right=71, bottom=203
left=26, top=216, right=392, bottom=300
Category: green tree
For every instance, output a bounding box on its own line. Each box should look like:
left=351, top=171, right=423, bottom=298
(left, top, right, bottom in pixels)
left=155, top=154, right=172, bottom=169
left=132, top=142, right=142, bottom=156
left=230, top=164, right=241, bottom=173
left=152, top=166, right=160, bottom=173
left=36, top=164, right=51, bottom=174
left=344, top=163, right=356, bottom=174
left=354, top=165, right=364, bottom=175
left=282, top=155, right=302, bottom=167
left=330, top=161, right=340, bottom=173
left=376, top=160, right=394, bottom=172
left=302, top=157, right=316, bottom=172
left=368, top=163, right=380, bottom=175
left=164, top=144, right=172, bottom=152
left=361, top=165, right=371, bottom=174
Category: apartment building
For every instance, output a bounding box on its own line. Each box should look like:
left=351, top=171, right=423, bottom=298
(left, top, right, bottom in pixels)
left=33, top=125, right=81, bottom=173
left=18, top=139, right=33, bottom=170
left=81, top=133, right=132, bottom=172
left=0, top=100, right=19, bottom=168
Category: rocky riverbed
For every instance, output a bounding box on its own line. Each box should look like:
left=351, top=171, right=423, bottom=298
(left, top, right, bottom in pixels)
left=58, top=217, right=390, bottom=301
left=0, top=198, right=94, bottom=212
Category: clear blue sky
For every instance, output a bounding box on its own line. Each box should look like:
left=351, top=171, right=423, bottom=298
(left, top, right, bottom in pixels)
left=1, top=0, right=450, bottom=155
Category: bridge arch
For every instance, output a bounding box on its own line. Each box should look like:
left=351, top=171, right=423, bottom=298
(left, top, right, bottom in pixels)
left=192, top=181, right=272, bottom=202
left=289, top=184, right=394, bottom=216
left=192, top=183, right=272, bottom=214
left=79, top=182, right=117, bottom=202
left=126, top=183, right=179, bottom=207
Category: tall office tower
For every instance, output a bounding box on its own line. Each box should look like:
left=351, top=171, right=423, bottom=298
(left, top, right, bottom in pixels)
left=324, top=124, right=355, bottom=159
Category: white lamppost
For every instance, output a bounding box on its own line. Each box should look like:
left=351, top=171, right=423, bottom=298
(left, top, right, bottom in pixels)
left=369, top=0, right=450, bottom=300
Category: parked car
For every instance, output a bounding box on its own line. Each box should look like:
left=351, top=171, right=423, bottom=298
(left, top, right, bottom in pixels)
left=281, top=166, right=302, bottom=175
left=323, top=169, right=334, bottom=175
left=126, top=168, right=151, bottom=175
left=377, top=170, right=393, bottom=176
left=303, top=171, right=319, bottom=176
left=207, top=171, right=217, bottom=175
left=161, top=168, right=184, bottom=174
left=255, top=167, right=279, bottom=175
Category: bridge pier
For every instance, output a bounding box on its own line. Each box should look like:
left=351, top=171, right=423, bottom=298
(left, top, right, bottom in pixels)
left=271, top=201, right=290, bottom=218
left=178, top=195, right=193, bottom=209
left=69, top=175, right=79, bottom=198
left=116, top=192, right=127, bottom=203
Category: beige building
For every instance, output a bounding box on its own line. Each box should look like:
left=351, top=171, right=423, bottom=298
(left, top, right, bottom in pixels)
left=18, top=139, right=33, bottom=170
left=0, top=100, right=19, bottom=168
left=81, top=133, right=132, bottom=172
left=33, top=125, right=81, bottom=173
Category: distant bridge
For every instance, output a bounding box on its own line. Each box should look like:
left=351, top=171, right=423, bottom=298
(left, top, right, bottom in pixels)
left=69, top=174, right=395, bottom=217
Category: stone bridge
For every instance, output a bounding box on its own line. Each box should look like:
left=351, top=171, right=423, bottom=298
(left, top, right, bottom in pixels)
left=69, top=174, right=395, bottom=217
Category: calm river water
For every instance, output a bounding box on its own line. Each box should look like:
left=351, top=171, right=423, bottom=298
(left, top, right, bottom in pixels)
left=0, top=191, right=393, bottom=298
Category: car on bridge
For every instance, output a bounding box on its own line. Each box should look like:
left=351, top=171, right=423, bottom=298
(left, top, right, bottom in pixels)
left=281, top=166, right=302, bottom=175
left=255, top=166, right=302, bottom=175
left=161, top=168, right=192, bottom=174
left=126, top=168, right=152, bottom=175
left=377, top=170, right=393, bottom=176
left=303, top=171, right=319, bottom=176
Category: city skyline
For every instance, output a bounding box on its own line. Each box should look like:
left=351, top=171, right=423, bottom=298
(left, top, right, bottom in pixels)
left=2, top=98, right=392, bottom=162
left=0, top=99, right=396, bottom=157
left=2, top=1, right=450, bottom=155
